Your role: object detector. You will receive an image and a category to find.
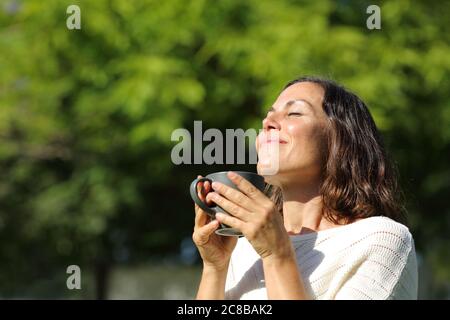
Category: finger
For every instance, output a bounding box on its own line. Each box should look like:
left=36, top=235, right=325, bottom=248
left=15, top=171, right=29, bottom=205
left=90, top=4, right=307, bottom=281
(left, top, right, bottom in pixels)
left=193, top=220, right=219, bottom=245
left=196, top=176, right=212, bottom=203
left=202, top=180, right=213, bottom=205
left=203, top=180, right=211, bottom=196
left=194, top=203, right=208, bottom=228
left=196, top=175, right=204, bottom=198
left=211, top=181, right=254, bottom=211
left=206, top=192, right=250, bottom=221
left=227, top=171, right=266, bottom=201
left=215, top=212, right=244, bottom=232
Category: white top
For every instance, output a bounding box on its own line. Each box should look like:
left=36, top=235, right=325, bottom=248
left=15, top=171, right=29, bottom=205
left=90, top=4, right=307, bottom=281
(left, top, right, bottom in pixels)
left=225, top=216, right=418, bottom=300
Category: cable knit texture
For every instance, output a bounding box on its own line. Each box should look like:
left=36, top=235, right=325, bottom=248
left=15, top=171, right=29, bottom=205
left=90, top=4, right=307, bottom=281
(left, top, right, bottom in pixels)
left=225, top=216, right=418, bottom=300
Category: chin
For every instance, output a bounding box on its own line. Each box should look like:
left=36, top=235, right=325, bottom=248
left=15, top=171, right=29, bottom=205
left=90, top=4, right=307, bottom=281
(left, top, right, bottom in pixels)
left=258, top=163, right=308, bottom=187
left=257, top=165, right=282, bottom=186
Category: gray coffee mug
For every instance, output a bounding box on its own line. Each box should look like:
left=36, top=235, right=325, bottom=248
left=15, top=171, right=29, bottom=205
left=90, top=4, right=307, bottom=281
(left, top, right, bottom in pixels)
left=190, top=171, right=265, bottom=237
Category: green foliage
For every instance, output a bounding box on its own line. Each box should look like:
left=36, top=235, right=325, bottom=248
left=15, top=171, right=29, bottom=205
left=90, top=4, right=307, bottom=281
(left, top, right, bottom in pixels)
left=0, top=0, right=449, bottom=297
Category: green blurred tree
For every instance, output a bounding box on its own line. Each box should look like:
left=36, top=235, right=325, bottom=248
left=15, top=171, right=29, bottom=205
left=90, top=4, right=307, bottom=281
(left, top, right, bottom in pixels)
left=0, top=0, right=448, bottom=298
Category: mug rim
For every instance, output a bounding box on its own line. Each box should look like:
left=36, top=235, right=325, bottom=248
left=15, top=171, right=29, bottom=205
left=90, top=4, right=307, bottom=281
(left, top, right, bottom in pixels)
left=206, top=170, right=262, bottom=177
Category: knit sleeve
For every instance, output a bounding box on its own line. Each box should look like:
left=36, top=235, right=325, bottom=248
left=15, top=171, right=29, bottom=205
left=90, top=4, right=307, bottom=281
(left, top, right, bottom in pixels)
left=334, top=226, right=418, bottom=300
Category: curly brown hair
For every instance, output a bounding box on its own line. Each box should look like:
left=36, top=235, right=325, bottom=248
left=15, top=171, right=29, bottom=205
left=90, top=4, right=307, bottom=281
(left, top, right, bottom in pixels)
left=265, top=76, right=407, bottom=225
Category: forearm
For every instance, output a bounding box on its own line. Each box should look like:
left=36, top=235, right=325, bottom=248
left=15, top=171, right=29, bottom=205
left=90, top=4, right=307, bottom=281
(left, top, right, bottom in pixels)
left=262, top=252, right=310, bottom=300
left=196, top=264, right=229, bottom=300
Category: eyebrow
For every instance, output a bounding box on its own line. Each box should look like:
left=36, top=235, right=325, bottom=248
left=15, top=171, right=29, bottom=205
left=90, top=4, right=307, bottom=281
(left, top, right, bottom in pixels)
left=268, top=99, right=315, bottom=113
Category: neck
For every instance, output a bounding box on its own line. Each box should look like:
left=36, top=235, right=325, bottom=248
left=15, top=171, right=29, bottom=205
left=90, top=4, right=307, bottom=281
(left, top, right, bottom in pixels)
left=279, top=178, right=335, bottom=235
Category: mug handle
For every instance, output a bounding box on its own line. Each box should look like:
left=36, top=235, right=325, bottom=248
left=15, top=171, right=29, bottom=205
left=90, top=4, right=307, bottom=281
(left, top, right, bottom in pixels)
left=189, top=178, right=216, bottom=217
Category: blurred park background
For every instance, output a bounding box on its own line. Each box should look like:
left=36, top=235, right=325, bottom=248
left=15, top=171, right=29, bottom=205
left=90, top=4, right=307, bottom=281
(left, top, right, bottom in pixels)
left=0, top=0, right=449, bottom=299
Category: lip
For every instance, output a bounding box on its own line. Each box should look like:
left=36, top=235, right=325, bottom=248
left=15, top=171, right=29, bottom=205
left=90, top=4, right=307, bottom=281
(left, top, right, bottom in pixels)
left=264, top=139, right=287, bottom=144
left=259, top=138, right=288, bottom=145
left=258, top=131, right=288, bottom=146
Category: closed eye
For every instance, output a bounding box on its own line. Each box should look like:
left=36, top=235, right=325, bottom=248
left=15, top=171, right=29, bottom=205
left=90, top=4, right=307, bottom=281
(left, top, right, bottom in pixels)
left=288, top=112, right=302, bottom=116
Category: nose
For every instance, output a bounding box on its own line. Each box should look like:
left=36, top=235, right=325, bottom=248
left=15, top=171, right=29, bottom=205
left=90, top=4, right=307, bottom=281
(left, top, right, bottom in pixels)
left=262, top=112, right=281, bottom=132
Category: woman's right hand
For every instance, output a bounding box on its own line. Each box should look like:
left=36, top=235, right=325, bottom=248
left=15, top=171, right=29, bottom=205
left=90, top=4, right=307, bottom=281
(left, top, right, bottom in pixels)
left=192, top=175, right=238, bottom=271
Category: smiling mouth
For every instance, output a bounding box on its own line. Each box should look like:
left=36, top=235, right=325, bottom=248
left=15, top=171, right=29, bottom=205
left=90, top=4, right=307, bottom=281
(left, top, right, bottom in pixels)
left=261, top=139, right=288, bottom=144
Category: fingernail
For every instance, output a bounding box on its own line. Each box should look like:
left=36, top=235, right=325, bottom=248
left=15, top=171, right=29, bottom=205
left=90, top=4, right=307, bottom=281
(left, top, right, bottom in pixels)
left=228, top=171, right=237, bottom=178
left=215, top=213, right=224, bottom=219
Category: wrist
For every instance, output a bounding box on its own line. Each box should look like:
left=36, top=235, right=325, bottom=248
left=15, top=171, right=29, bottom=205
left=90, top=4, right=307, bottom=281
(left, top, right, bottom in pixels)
left=197, top=263, right=229, bottom=300
left=202, top=261, right=230, bottom=274
left=262, top=244, right=296, bottom=266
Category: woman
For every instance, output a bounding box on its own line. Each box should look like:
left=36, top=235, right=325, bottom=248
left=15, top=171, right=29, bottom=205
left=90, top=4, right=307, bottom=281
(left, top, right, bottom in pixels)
left=192, top=76, right=418, bottom=300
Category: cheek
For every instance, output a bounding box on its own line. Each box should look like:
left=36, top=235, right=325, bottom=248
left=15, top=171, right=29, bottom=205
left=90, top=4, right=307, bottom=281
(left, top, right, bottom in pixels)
left=286, top=122, right=327, bottom=157
left=286, top=122, right=312, bottom=150
left=286, top=123, right=302, bottom=138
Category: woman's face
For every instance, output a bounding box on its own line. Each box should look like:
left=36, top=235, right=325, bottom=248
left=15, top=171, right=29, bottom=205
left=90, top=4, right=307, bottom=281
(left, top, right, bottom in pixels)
left=256, top=82, right=329, bottom=186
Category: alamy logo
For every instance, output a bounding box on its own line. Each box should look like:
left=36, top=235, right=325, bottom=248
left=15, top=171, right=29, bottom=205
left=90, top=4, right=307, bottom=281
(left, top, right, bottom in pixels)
left=66, top=265, right=81, bottom=290
left=366, top=5, right=381, bottom=30
left=66, top=5, right=81, bottom=30
left=170, top=121, right=280, bottom=175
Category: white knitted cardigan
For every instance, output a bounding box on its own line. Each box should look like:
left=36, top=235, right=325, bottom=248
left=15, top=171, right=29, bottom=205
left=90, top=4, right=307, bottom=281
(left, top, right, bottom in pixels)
left=225, top=216, right=418, bottom=299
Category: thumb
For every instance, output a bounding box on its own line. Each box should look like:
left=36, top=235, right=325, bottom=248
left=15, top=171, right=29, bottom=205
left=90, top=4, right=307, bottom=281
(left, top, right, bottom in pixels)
left=195, top=220, right=219, bottom=245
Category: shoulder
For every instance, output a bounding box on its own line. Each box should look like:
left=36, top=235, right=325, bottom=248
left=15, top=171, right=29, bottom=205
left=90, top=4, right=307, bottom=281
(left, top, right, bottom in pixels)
left=349, top=216, right=414, bottom=247
left=329, top=216, right=416, bottom=264
left=342, top=216, right=417, bottom=274
left=331, top=217, right=418, bottom=299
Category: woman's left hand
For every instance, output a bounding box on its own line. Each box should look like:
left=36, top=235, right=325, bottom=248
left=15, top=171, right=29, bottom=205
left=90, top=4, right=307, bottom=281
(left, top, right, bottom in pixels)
left=206, top=171, right=293, bottom=260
